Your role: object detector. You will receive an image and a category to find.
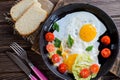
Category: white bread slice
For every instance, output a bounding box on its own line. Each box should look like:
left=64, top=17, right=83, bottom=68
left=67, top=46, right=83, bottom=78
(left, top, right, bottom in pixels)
left=10, top=0, right=38, bottom=21
left=38, top=0, right=54, bottom=14
left=15, top=2, right=47, bottom=36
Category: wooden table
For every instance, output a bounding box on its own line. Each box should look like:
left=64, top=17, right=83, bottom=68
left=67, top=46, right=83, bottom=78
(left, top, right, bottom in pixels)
left=0, top=0, right=120, bottom=80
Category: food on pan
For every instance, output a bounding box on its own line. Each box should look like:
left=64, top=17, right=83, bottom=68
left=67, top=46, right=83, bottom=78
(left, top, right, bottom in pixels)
left=45, top=11, right=111, bottom=80
left=72, top=53, right=99, bottom=80
left=101, top=35, right=111, bottom=45
left=58, top=63, right=68, bottom=74
left=45, top=32, right=55, bottom=42
left=101, top=48, right=111, bottom=58
left=15, top=2, right=47, bottom=36
left=10, top=0, right=38, bottom=21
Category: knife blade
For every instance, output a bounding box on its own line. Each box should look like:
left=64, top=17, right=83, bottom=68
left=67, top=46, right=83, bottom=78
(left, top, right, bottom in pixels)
left=6, top=52, right=37, bottom=80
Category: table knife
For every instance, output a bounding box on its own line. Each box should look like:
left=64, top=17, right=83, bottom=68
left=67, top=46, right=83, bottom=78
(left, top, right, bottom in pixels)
left=6, top=52, right=37, bottom=80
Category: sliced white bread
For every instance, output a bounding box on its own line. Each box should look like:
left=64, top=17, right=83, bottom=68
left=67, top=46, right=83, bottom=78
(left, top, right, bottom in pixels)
left=38, top=0, right=54, bottom=14
left=15, top=2, right=47, bottom=36
left=10, top=0, right=38, bottom=21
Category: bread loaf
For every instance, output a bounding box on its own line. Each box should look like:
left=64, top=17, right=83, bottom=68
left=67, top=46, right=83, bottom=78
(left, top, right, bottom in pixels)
left=10, top=0, right=38, bottom=21
left=15, top=2, right=47, bottom=36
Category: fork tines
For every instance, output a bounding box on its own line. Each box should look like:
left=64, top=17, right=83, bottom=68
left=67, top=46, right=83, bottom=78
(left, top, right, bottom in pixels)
left=10, top=42, right=26, bottom=55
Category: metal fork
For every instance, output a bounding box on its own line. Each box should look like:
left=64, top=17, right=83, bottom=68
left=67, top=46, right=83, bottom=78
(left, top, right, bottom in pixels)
left=10, top=42, right=47, bottom=80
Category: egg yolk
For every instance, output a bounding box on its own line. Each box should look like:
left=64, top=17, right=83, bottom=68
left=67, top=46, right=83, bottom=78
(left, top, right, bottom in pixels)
left=64, top=54, right=78, bottom=72
left=79, top=24, right=97, bottom=42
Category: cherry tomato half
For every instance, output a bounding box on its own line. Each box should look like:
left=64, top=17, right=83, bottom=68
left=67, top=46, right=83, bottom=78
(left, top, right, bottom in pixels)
left=101, top=48, right=111, bottom=58
left=51, top=54, right=60, bottom=63
left=58, top=63, right=67, bottom=74
left=90, top=64, right=100, bottom=74
left=45, top=32, right=55, bottom=42
left=46, top=44, right=55, bottom=53
left=80, top=68, right=90, bottom=78
left=101, top=35, right=111, bottom=45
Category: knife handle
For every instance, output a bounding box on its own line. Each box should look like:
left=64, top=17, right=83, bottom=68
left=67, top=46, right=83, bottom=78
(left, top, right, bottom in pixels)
left=29, top=74, right=38, bottom=80
left=31, top=66, right=48, bottom=80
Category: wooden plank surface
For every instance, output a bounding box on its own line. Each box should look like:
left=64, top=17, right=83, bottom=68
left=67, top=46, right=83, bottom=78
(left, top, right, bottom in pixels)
left=0, top=0, right=120, bottom=80
left=64, top=0, right=120, bottom=16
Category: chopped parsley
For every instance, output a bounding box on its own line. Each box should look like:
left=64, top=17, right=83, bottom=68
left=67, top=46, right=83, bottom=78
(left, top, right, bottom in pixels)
left=56, top=50, right=62, bottom=56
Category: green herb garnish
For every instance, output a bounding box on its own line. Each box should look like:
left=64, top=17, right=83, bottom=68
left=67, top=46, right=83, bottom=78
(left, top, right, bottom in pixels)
left=54, top=38, right=61, bottom=48
left=67, top=35, right=74, bottom=48
left=53, top=22, right=59, bottom=32
left=56, top=50, right=62, bottom=56
left=86, top=46, right=93, bottom=51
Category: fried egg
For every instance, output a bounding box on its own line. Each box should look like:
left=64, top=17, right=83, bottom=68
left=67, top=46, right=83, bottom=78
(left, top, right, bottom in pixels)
left=53, top=11, right=106, bottom=69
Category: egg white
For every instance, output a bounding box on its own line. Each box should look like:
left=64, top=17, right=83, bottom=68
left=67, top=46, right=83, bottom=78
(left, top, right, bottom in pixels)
left=53, top=11, right=106, bottom=64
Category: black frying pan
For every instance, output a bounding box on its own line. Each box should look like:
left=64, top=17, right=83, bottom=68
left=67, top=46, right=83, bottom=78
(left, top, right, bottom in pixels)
left=39, top=3, right=119, bottom=80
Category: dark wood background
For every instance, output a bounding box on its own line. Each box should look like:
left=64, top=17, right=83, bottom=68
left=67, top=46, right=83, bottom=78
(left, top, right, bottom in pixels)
left=0, top=0, right=120, bottom=80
